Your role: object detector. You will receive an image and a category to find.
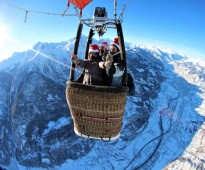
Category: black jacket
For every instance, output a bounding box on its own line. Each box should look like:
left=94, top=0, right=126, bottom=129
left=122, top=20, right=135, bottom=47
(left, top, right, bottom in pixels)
left=78, top=58, right=104, bottom=86
left=106, top=53, right=124, bottom=83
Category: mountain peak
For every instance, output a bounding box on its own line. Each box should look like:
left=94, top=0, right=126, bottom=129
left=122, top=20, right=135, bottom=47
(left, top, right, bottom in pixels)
left=0, top=38, right=204, bottom=170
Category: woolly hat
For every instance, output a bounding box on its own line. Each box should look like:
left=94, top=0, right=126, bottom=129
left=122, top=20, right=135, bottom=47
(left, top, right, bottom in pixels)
left=110, top=37, right=120, bottom=50
left=99, top=42, right=109, bottom=50
left=89, top=44, right=99, bottom=53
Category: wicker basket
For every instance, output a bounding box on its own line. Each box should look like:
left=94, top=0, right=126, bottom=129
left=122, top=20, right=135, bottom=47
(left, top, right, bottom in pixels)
left=66, top=81, right=128, bottom=140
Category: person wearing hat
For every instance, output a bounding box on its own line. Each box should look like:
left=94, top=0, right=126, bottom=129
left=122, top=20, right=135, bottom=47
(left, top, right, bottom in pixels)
left=99, top=37, right=125, bottom=87
left=99, top=41, right=109, bottom=60
left=71, top=44, right=105, bottom=85
left=98, top=41, right=111, bottom=85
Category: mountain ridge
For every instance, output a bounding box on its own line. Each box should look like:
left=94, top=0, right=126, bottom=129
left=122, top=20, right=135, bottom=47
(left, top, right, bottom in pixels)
left=0, top=37, right=204, bottom=170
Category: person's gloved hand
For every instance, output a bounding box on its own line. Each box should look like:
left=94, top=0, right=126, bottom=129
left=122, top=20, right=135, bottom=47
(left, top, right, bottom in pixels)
left=106, top=54, right=113, bottom=62
left=104, top=60, right=112, bottom=69
left=71, top=53, right=80, bottom=65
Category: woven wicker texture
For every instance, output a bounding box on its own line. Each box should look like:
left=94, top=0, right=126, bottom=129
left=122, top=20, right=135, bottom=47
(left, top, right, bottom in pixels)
left=66, top=82, right=127, bottom=139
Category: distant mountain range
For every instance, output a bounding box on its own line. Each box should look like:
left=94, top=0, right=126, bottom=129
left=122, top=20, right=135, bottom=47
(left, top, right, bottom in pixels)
left=0, top=36, right=204, bottom=170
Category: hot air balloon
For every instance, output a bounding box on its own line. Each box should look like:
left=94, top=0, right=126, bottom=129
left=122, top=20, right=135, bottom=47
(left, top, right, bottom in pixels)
left=66, top=0, right=130, bottom=141
left=68, top=0, right=92, bottom=16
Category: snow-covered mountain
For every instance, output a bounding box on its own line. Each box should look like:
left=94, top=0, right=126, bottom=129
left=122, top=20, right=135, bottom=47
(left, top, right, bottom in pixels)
left=0, top=36, right=204, bottom=170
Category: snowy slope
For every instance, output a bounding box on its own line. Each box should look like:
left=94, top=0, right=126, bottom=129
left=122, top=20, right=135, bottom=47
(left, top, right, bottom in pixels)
left=0, top=38, right=204, bottom=170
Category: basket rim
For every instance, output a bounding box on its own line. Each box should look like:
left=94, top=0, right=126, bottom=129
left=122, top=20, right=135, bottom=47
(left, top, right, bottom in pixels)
left=66, top=81, right=128, bottom=93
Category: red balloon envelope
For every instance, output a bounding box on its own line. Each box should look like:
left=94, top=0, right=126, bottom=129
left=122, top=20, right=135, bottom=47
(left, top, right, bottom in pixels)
left=69, top=0, right=92, bottom=10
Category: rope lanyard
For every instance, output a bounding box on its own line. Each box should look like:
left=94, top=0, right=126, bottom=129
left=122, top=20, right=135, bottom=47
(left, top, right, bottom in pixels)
left=6, top=3, right=78, bottom=23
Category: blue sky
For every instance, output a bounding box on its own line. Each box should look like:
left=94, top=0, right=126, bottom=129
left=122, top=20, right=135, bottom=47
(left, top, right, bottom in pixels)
left=0, top=0, right=205, bottom=61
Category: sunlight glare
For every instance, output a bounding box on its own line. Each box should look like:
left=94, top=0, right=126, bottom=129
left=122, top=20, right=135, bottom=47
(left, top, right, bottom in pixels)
left=0, top=24, right=13, bottom=61
left=0, top=25, right=10, bottom=46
